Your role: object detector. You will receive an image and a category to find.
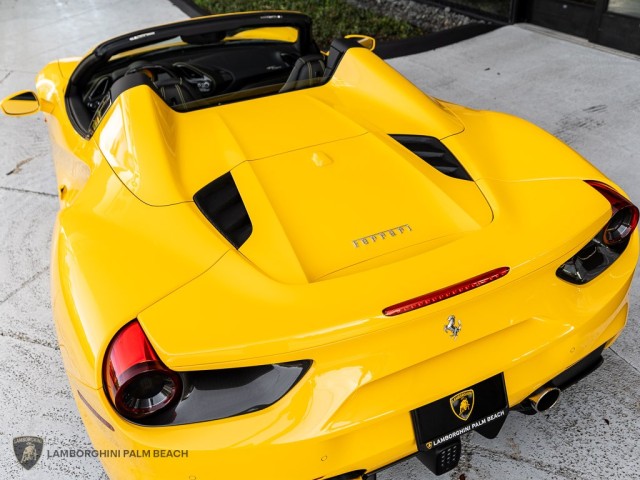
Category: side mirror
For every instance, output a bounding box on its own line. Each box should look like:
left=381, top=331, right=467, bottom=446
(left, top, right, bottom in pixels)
left=1, top=90, right=40, bottom=116
left=344, top=34, right=376, bottom=51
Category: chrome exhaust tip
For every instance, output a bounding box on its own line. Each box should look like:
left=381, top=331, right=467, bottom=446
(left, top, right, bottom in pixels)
left=528, top=387, right=561, bottom=413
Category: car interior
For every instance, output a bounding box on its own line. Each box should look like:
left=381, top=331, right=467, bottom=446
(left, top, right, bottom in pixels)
left=64, top=12, right=362, bottom=138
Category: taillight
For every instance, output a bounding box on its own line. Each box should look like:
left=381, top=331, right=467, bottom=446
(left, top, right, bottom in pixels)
left=586, top=181, right=639, bottom=245
left=104, top=321, right=182, bottom=420
left=383, top=267, right=510, bottom=316
left=557, top=181, right=638, bottom=285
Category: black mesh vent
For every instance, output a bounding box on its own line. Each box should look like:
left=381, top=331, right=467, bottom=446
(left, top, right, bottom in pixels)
left=194, top=172, right=252, bottom=249
left=390, top=134, right=472, bottom=181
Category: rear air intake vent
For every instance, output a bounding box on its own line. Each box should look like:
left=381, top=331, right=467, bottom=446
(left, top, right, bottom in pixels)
left=194, top=172, right=252, bottom=249
left=390, top=134, right=472, bottom=181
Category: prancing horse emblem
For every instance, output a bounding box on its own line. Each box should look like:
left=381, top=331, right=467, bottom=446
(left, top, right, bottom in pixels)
left=444, top=315, right=462, bottom=339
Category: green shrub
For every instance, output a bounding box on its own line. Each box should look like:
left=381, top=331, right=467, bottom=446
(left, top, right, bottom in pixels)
left=193, top=0, right=423, bottom=48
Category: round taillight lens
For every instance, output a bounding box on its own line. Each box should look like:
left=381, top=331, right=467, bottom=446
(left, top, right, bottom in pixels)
left=586, top=180, right=639, bottom=245
left=104, top=321, right=182, bottom=420
left=604, top=205, right=639, bottom=245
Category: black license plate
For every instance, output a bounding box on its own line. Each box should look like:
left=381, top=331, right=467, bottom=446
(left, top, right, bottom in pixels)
left=412, top=373, right=508, bottom=449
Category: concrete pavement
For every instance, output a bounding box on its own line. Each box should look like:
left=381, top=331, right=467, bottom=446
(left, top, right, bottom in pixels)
left=1, top=1, right=639, bottom=479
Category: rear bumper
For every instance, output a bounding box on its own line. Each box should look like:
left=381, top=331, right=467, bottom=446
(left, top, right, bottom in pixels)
left=365, top=341, right=608, bottom=479
left=66, top=234, right=637, bottom=480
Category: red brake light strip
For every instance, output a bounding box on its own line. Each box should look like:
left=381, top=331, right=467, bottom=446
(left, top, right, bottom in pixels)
left=383, top=267, right=510, bottom=316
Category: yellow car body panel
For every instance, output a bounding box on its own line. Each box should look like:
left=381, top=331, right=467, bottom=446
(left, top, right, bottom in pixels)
left=94, top=48, right=465, bottom=208
left=138, top=177, right=619, bottom=366
left=70, top=235, right=635, bottom=479
left=226, top=25, right=299, bottom=42
left=2, top=10, right=638, bottom=480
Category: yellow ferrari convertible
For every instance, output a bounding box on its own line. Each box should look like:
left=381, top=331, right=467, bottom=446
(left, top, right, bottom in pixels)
left=2, top=11, right=638, bottom=480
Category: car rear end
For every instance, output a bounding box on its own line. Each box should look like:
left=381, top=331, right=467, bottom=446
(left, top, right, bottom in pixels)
left=66, top=175, right=638, bottom=479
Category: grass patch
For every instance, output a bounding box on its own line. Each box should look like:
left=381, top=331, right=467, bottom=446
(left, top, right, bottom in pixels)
left=192, top=0, right=423, bottom=48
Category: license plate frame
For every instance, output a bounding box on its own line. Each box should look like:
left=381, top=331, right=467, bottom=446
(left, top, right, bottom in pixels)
left=412, top=373, right=509, bottom=449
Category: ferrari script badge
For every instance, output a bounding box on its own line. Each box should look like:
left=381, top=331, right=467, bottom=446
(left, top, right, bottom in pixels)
left=352, top=224, right=412, bottom=248
left=444, top=315, right=462, bottom=339
left=450, top=390, right=474, bottom=421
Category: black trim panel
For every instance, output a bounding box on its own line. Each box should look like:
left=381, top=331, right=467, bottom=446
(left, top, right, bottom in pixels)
left=390, top=134, right=472, bottom=180
left=194, top=172, right=253, bottom=249
left=127, top=361, right=311, bottom=426
left=550, top=344, right=605, bottom=390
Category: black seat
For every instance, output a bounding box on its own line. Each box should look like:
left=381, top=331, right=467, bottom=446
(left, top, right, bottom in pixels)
left=155, top=78, right=201, bottom=108
left=280, top=54, right=326, bottom=93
